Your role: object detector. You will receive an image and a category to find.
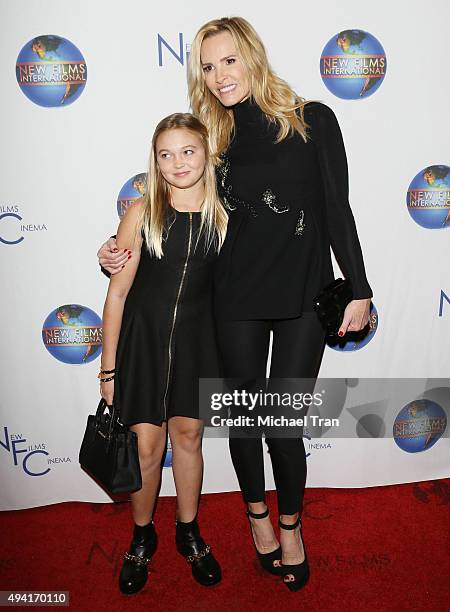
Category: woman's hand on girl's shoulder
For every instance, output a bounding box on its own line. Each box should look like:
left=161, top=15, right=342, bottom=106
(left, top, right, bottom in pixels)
left=338, top=298, right=371, bottom=336
left=97, top=199, right=144, bottom=274
left=98, top=237, right=127, bottom=275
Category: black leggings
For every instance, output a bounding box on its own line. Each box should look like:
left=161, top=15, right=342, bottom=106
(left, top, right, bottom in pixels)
left=216, top=313, right=326, bottom=515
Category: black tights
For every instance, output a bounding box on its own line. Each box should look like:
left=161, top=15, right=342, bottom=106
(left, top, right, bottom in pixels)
left=216, top=313, right=326, bottom=515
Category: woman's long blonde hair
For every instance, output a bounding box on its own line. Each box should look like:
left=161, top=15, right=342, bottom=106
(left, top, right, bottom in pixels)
left=188, top=16, right=318, bottom=161
left=139, top=113, right=227, bottom=258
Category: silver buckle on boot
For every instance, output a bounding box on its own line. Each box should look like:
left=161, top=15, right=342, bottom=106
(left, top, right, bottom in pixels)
left=124, top=552, right=151, bottom=566
left=186, top=544, right=211, bottom=563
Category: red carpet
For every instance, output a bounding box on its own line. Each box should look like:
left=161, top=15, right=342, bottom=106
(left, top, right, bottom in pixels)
left=1, top=479, right=449, bottom=611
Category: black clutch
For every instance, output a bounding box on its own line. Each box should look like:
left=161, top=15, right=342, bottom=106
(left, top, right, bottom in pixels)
left=313, top=278, right=353, bottom=335
left=79, top=398, right=142, bottom=494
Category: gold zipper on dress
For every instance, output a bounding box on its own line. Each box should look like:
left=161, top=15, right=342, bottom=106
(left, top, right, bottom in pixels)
left=163, top=212, right=193, bottom=419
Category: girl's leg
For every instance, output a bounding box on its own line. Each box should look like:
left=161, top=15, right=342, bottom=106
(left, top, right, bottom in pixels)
left=119, top=421, right=167, bottom=595
left=168, top=416, right=204, bottom=521
left=216, top=319, right=278, bottom=554
left=169, top=416, right=221, bottom=586
left=129, top=422, right=168, bottom=525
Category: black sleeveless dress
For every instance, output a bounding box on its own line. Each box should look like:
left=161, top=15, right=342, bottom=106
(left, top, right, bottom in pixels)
left=114, top=210, right=222, bottom=426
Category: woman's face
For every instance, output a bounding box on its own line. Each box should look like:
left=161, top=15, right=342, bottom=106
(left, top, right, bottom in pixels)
left=156, top=128, right=206, bottom=191
left=200, top=31, right=250, bottom=107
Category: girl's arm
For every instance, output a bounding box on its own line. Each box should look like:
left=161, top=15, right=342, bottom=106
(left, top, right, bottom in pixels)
left=100, top=201, right=143, bottom=403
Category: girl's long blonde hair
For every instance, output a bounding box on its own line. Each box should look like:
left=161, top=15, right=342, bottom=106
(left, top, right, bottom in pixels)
left=139, top=113, right=227, bottom=258
left=188, top=16, right=318, bottom=161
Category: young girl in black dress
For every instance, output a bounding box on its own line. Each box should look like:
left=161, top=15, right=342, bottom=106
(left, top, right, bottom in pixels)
left=100, top=113, right=227, bottom=595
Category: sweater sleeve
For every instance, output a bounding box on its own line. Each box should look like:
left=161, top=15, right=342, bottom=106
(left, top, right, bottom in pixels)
left=308, top=102, right=373, bottom=299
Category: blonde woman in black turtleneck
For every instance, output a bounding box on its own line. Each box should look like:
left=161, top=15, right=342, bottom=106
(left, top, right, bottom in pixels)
left=98, top=17, right=373, bottom=593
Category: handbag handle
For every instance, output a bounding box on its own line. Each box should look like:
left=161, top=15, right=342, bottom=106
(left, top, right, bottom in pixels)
left=95, top=398, right=120, bottom=442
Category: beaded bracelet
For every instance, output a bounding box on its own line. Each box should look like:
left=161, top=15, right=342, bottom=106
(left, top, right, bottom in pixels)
left=99, top=374, right=115, bottom=383
left=98, top=367, right=116, bottom=383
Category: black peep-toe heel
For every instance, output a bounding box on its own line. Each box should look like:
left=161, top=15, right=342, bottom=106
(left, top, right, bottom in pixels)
left=279, top=515, right=309, bottom=591
left=247, top=507, right=283, bottom=575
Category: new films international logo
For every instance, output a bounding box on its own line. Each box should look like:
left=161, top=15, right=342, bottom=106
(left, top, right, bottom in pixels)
left=407, top=165, right=450, bottom=229
left=16, top=35, right=87, bottom=107
left=117, top=173, right=147, bottom=218
left=320, top=29, right=387, bottom=99
left=393, top=399, right=447, bottom=453
left=42, top=304, right=102, bottom=364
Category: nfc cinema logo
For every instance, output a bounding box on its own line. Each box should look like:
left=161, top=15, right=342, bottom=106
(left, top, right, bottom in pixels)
left=439, top=290, right=449, bottom=316
left=0, top=204, right=47, bottom=245
left=157, top=33, right=190, bottom=67
left=0, top=426, right=70, bottom=476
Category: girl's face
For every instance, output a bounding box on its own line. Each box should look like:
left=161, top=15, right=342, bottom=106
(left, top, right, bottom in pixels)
left=200, top=31, right=250, bottom=107
left=156, top=128, right=206, bottom=190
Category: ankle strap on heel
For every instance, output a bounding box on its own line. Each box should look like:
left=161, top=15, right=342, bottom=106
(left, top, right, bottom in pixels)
left=247, top=507, right=269, bottom=519
left=279, top=516, right=301, bottom=530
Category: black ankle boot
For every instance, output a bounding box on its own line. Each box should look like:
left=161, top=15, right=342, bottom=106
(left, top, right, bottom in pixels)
left=119, top=521, right=157, bottom=595
left=175, top=518, right=221, bottom=586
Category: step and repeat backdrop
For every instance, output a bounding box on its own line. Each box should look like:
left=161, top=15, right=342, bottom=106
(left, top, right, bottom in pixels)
left=1, top=0, right=449, bottom=510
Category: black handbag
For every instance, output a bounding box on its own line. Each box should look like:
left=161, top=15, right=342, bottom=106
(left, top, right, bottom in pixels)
left=313, top=278, right=353, bottom=335
left=79, top=398, right=142, bottom=494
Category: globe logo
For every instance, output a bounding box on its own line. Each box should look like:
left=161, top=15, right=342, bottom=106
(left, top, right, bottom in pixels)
left=163, top=438, right=173, bottom=468
left=320, top=29, right=387, bottom=99
left=327, top=302, right=378, bottom=352
left=16, top=35, right=87, bottom=108
left=42, top=304, right=102, bottom=364
left=393, top=399, right=447, bottom=453
left=407, top=165, right=450, bottom=229
left=117, top=173, right=147, bottom=218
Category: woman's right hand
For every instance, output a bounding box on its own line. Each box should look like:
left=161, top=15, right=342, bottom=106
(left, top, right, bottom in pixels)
left=97, top=237, right=130, bottom=275
left=100, top=379, right=115, bottom=406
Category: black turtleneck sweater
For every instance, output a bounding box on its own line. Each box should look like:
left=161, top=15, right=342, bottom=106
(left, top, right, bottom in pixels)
left=213, top=97, right=373, bottom=320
